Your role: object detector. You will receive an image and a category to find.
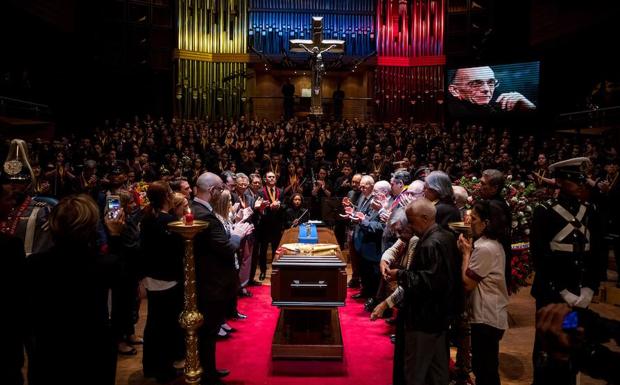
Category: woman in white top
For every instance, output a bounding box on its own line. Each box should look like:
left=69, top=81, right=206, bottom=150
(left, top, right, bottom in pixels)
left=457, top=200, right=510, bottom=385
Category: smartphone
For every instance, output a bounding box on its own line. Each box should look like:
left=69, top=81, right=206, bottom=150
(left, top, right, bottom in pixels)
left=106, top=195, right=121, bottom=219
left=562, top=311, right=579, bottom=331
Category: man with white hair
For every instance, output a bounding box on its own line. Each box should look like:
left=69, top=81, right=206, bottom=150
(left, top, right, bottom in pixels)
left=351, top=176, right=385, bottom=308
left=452, top=185, right=469, bottom=219
left=192, top=172, right=252, bottom=385
left=447, top=65, right=535, bottom=117
left=386, top=198, right=462, bottom=385
left=424, top=171, right=461, bottom=229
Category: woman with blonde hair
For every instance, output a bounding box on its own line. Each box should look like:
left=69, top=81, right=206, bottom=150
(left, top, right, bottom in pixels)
left=171, top=192, right=189, bottom=220
left=211, top=189, right=244, bottom=337
left=212, top=189, right=233, bottom=227
left=26, top=194, right=117, bottom=385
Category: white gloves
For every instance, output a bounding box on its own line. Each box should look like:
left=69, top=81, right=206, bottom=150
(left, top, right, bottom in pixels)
left=574, top=287, right=594, bottom=309
left=560, top=287, right=594, bottom=308
left=560, top=289, right=580, bottom=306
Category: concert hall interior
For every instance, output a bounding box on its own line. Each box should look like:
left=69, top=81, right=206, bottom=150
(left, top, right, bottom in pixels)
left=1, top=1, right=620, bottom=385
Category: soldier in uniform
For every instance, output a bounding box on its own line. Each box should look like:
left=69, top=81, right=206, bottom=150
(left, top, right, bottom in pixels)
left=0, top=139, right=56, bottom=384
left=0, top=139, right=55, bottom=256
left=530, top=157, right=605, bottom=385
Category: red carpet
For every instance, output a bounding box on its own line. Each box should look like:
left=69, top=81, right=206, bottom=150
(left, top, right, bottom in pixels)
left=217, top=286, right=395, bottom=385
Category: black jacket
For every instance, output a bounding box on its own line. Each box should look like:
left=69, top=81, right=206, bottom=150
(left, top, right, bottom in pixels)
left=435, top=199, right=462, bottom=230
left=140, top=212, right=184, bottom=282
left=192, top=200, right=240, bottom=305
left=26, top=242, right=118, bottom=385
left=398, top=224, right=463, bottom=332
left=530, top=194, right=604, bottom=305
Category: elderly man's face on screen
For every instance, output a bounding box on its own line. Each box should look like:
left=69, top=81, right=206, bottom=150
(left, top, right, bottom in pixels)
left=449, top=66, right=498, bottom=106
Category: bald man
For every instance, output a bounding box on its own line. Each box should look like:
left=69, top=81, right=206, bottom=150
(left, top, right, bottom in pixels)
left=448, top=65, right=535, bottom=115
left=192, top=172, right=252, bottom=384
left=386, top=198, right=462, bottom=385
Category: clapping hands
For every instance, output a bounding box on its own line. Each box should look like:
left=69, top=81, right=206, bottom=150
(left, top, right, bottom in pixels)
left=371, top=192, right=388, bottom=211
left=232, top=221, right=254, bottom=238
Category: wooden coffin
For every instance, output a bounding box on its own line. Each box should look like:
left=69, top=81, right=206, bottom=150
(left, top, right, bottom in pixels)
left=271, top=254, right=347, bottom=306
left=270, top=228, right=347, bottom=360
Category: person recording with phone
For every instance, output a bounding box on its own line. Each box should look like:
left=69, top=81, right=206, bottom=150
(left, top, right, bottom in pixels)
left=138, top=181, right=185, bottom=382
left=536, top=303, right=620, bottom=385
left=105, top=190, right=145, bottom=356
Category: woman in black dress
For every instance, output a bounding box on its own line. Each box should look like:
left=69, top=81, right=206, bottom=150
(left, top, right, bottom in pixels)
left=284, top=193, right=306, bottom=228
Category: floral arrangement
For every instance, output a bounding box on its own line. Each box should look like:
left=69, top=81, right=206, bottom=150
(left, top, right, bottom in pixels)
left=131, top=181, right=150, bottom=207
left=455, top=176, right=544, bottom=294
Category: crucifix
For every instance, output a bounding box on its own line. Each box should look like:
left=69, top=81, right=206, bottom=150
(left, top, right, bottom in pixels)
left=290, top=17, right=345, bottom=116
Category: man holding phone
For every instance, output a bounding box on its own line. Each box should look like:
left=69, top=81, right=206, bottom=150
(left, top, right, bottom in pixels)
left=98, top=163, right=129, bottom=215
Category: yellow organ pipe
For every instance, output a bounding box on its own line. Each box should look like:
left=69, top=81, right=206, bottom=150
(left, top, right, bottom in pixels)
left=176, top=1, right=248, bottom=119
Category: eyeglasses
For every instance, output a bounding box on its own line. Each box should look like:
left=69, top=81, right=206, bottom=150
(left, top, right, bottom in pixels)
left=466, top=79, right=499, bottom=89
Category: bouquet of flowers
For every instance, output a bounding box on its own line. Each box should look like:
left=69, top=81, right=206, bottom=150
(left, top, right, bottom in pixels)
left=456, top=176, right=542, bottom=294
left=132, top=181, right=150, bottom=207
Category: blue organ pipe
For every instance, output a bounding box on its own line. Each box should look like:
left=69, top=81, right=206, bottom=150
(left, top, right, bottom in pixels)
left=248, top=0, right=374, bottom=56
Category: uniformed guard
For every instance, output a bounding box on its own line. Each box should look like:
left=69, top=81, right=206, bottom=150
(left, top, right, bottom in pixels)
left=530, top=157, right=605, bottom=385
left=0, top=139, right=56, bottom=256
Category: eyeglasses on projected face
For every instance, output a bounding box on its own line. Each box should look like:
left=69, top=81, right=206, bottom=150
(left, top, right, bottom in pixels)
left=466, top=79, right=500, bottom=89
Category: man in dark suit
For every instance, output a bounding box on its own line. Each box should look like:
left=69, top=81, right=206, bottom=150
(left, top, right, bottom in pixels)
left=192, top=172, right=252, bottom=385
left=351, top=176, right=385, bottom=305
left=256, top=171, right=285, bottom=281
left=344, top=173, right=363, bottom=288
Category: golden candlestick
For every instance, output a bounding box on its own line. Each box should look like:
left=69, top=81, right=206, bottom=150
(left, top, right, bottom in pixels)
left=168, top=220, right=209, bottom=385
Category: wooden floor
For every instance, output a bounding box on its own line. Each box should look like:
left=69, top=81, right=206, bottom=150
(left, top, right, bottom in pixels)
left=114, top=266, right=620, bottom=385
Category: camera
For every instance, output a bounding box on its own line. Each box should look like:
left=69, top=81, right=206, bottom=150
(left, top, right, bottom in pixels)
left=106, top=195, right=121, bottom=219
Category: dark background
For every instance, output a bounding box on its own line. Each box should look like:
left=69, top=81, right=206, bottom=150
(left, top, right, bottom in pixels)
left=1, top=0, right=618, bottom=132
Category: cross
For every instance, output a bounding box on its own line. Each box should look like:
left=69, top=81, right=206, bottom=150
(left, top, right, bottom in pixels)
left=290, top=17, right=345, bottom=116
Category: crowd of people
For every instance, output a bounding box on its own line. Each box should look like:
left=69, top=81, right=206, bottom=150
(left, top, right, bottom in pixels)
left=1, top=113, right=619, bottom=385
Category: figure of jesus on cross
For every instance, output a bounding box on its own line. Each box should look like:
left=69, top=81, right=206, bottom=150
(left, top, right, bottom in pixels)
left=290, top=17, right=345, bottom=116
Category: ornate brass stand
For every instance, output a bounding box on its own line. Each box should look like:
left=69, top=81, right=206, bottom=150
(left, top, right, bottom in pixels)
left=168, top=220, right=209, bottom=385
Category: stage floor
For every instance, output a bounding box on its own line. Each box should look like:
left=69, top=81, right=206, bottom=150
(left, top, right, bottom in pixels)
left=115, top=267, right=620, bottom=385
